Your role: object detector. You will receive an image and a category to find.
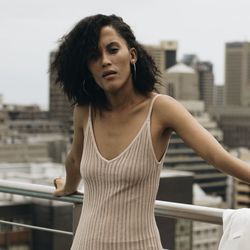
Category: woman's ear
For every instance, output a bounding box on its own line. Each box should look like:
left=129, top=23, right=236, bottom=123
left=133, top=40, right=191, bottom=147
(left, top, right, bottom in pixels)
left=130, top=48, right=137, bottom=64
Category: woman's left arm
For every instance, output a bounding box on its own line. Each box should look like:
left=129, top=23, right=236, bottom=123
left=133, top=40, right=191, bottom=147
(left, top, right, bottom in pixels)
left=159, top=96, right=250, bottom=183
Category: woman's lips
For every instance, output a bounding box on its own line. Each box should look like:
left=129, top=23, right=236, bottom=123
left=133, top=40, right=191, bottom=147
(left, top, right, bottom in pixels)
left=102, top=70, right=117, bottom=78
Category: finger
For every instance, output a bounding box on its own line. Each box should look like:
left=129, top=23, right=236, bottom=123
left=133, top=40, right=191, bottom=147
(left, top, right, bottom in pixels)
left=53, top=177, right=65, bottom=189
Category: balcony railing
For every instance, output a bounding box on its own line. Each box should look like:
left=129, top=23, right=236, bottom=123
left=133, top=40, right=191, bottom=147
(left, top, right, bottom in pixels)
left=0, top=179, right=224, bottom=239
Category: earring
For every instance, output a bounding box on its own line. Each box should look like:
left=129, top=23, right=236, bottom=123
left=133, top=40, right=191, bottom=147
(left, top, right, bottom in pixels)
left=132, top=62, right=136, bottom=80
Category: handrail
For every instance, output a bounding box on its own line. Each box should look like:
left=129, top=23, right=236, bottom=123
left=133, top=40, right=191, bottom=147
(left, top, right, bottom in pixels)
left=0, top=179, right=82, bottom=203
left=0, top=220, right=73, bottom=235
left=155, top=200, right=223, bottom=225
left=0, top=179, right=224, bottom=225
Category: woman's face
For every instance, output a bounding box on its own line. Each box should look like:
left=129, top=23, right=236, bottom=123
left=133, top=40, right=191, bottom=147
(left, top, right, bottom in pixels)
left=88, top=26, right=137, bottom=94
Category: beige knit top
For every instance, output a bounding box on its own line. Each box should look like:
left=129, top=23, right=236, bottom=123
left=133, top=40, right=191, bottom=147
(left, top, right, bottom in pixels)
left=71, top=95, right=168, bottom=250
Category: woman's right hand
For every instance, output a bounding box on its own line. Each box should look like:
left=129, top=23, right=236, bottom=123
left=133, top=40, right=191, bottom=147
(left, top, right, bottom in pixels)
left=53, top=177, right=82, bottom=197
left=53, top=177, right=68, bottom=197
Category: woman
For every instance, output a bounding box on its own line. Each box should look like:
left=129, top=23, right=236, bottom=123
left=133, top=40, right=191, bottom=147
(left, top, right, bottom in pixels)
left=52, top=14, right=250, bottom=250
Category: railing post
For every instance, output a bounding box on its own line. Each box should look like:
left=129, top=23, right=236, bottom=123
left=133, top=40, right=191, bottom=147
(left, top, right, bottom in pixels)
left=72, top=203, right=82, bottom=236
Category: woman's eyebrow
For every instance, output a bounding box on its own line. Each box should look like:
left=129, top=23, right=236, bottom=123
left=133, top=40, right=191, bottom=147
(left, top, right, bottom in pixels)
left=106, top=41, right=120, bottom=47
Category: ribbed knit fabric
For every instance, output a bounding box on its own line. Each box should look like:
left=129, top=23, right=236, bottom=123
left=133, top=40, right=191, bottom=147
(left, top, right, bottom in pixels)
left=71, top=95, right=168, bottom=250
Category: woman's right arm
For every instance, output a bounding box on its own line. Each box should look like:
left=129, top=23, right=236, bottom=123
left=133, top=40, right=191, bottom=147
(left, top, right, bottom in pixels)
left=53, top=105, right=87, bottom=196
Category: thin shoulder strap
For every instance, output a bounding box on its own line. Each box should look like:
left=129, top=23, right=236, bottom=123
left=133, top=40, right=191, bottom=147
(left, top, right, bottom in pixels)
left=84, top=104, right=91, bottom=132
left=88, top=104, right=92, bottom=122
left=146, top=94, right=162, bottom=121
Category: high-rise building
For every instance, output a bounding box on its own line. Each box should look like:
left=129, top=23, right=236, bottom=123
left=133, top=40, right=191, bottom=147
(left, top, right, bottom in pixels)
left=0, top=143, right=51, bottom=163
left=182, top=54, right=199, bottom=69
left=157, top=170, right=193, bottom=250
left=165, top=63, right=199, bottom=100
left=228, top=148, right=250, bottom=208
left=213, top=85, right=224, bottom=107
left=160, top=41, right=178, bottom=70
left=182, top=55, right=215, bottom=110
left=209, top=106, right=250, bottom=148
left=0, top=100, right=69, bottom=163
left=0, top=201, right=73, bottom=250
left=197, top=62, right=214, bottom=110
left=0, top=162, right=69, bottom=249
left=225, top=42, right=250, bottom=107
left=0, top=203, right=33, bottom=250
left=49, top=51, right=73, bottom=126
left=144, top=41, right=178, bottom=94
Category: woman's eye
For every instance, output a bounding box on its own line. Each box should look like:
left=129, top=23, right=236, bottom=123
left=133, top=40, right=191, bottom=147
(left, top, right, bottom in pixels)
left=109, top=47, right=118, bottom=53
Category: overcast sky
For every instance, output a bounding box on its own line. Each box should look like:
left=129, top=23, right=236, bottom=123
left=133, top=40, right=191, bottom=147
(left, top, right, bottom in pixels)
left=0, top=0, right=249, bottom=109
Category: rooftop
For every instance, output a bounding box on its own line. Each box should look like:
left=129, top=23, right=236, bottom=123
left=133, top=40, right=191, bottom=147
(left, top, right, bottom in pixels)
left=166, top=63, right=196, bottom=74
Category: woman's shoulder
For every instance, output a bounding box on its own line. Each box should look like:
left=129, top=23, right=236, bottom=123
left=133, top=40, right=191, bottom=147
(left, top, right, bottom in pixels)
left=152, top=94, right=186, bottom=126
left=153, top=94, right=179, bottom=112
left=73, top=104, right=90, bottom=128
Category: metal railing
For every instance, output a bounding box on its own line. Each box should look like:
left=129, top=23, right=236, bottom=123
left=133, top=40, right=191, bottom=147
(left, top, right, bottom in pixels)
left=0, top=179, right=224, bottom=236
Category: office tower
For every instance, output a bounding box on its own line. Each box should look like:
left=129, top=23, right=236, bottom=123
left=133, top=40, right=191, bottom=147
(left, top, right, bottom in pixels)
left=0, top=143, right=51, bottom=163
left=0, top=203, right=32, bottom=249
left=49, top=51, right=73, bottom=126
left=0, top=201, right=73, bottom=250
left=4, top=104, right=48, bottom=120
left=207, top=42, right=250, bottom=148
left=164, top=100, right=227, bottom=199
left=197, top=61, right=214, bottom=110
left=155, top=169, right=194, bottom=250
left=229, top=148, right=250, bottom=208
left=225, top=42, right=250, bottom=107
left=233, top=177, right=250, bottom=208
left=0, top=105, right=9, bottom=141
left=213, top=85, right=224, bottom=107
left=0, top=162, right=68, bottom=250
left=182, top=55, right=215, bottom=110
left=182, top=54, right=199, bottom=69
left=144, top=41, right=178, bottom=94
left=0, top=101, right=69, bottom=163
left=160, top=41, right=178, bottom=70
left=209, top=105, right=250, bottom=148
left=165, top=63, right=199, bottom=100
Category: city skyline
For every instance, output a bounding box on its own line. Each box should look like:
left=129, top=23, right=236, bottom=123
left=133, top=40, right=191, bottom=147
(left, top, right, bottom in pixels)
left=1, top=0, right=250, bottom=109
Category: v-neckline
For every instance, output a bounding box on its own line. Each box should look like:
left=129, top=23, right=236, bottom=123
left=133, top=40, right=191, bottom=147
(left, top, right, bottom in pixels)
left=88, top=94, right=159, bottom=163
left=89, top=117, right=148, bottom=163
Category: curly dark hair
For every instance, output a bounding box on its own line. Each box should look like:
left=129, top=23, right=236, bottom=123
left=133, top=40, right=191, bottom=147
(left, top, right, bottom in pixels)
left=50, top=14, right=161, bottom=109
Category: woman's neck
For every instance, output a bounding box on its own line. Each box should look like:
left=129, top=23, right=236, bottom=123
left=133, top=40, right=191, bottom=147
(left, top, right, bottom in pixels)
left=106, top=90, right=147, bottom=112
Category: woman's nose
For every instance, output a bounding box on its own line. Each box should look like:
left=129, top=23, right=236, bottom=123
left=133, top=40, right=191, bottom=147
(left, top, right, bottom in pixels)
left=101, top=52, right=111, bottom=67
